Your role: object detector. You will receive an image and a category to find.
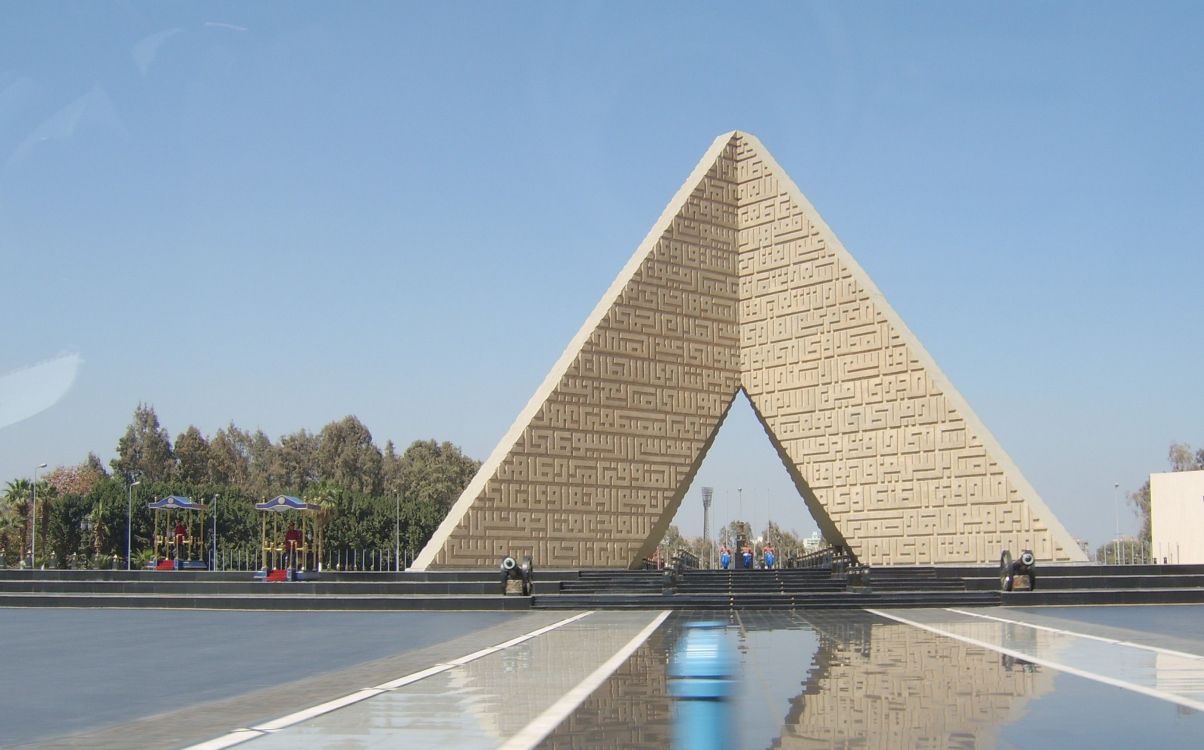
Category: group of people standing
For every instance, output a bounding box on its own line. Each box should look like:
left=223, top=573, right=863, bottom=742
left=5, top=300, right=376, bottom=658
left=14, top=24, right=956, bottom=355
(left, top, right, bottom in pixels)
left=718, top=543, right=776, bottom=570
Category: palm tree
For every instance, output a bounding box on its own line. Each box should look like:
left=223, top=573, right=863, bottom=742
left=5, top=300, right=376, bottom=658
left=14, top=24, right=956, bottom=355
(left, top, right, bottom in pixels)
left=3, top=480, right=32, bottom=562
left=303, top=485, right=337, bottom=570
left=0, top=511, right=20, bottom=565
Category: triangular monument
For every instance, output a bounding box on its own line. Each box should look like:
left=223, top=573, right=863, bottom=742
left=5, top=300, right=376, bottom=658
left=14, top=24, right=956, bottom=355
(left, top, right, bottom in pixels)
left=413, top=132, right=1085, bottom=569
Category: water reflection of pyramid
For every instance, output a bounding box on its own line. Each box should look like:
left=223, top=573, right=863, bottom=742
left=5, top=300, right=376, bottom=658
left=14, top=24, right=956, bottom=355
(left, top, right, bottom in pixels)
left=540, top=613, right=1059, bottom=748
left=414, top=132, right=1085, bottom=569
left=777, top=615, right=1057, bottom=749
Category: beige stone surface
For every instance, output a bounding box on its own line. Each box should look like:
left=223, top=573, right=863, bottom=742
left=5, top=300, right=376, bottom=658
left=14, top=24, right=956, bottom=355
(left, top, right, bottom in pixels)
left=413, top=132, right=1084, bottom=569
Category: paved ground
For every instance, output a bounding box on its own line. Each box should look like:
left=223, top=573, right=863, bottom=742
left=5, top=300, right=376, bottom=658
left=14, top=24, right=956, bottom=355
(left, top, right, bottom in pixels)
left=3, top=605, right=1201, bottom=749
left=1, top=609, right=574, bottom=749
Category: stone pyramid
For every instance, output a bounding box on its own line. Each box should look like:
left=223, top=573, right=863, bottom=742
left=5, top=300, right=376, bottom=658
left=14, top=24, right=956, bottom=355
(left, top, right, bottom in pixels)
left=412, top=132, right=1085, bottom=569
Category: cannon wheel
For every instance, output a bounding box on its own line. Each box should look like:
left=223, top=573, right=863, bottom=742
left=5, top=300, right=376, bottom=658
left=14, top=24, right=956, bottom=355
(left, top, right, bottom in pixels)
left=999, top=550, right=1013, bottom=591
left=522, top=578, right=532, bottom=596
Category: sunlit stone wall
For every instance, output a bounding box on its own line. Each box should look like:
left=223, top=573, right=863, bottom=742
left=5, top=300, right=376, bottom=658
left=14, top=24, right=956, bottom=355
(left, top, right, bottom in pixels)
left=413, top=132, right=1084, bottom=569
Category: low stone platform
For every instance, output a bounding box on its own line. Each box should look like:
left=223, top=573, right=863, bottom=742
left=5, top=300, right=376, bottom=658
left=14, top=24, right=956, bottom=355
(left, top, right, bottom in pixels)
left=1, top=563, right=1201, bottom=611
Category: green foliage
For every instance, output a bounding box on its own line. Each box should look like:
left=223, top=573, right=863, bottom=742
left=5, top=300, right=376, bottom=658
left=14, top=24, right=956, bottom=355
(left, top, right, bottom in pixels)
left=1, top=479, right=32, bottom=563
left=318, top=416, right=383, bottom=495
left=47, top=492, right=90, bottom=563
left=387, top=439, right=480, bottom=511
left=2, top=405, right=480, bottom=566
left=174, top=426, right=211, bottom=485
left=111, top=403, right=175, bottom=481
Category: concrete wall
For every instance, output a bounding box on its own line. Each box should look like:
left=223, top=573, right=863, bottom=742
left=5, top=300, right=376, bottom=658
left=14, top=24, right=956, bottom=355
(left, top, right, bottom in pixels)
left=1151, top=470, right=1204, bottom=564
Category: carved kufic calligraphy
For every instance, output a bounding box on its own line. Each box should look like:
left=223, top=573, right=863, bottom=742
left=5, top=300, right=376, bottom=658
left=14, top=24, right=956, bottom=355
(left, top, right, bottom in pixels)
left=412, top=132, right=1086, bottom=570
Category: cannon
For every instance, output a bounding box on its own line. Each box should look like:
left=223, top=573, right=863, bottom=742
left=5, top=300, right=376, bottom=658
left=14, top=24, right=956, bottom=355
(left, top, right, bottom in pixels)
left=499, top=554, right=534, bottom=595
left=1000, top=549, right=1036, bottom=591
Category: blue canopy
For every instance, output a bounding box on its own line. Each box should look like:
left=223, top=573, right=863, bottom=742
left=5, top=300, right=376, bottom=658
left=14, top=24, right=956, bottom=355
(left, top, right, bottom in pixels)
left=255, top=495, right=314, bottom=512
left=147, top=495, right=208, bottom=511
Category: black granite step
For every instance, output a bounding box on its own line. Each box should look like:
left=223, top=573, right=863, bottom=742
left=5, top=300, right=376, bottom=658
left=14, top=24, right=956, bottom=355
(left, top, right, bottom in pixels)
left=0, top=579, right=563, bottom=596
left=530, top=589, right=1002, bottom=610
left=3, top=564, right=1201, bottom=611
left=1002, top=588, right=1204, bottom=606
left=0, top=591, right=533, bottom=611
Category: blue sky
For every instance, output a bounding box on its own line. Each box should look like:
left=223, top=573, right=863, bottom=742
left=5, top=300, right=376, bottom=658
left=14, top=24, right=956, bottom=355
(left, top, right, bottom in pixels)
left=2, top=1, right=1201, bottom=549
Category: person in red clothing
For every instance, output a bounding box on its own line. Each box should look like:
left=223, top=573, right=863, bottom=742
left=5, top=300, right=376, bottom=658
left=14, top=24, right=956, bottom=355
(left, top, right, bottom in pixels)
left=284, top=522, right=303, bottom=569
left=173, top=520, right=187, bottom=559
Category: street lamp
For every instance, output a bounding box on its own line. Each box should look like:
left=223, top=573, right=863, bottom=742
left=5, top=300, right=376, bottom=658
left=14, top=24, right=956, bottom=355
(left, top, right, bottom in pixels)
left=1113, top=482, right=1120, bottom=565
left=211, top=494, right=219, bottom=571
left=31, top=462, right=47, bottom=568
left=126, top=475, right=141, bottom=571
left=394, top=492, right=401, bottom=573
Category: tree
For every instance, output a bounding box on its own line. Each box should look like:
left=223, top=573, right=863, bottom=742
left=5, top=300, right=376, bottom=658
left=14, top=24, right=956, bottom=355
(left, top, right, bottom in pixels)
left=317, top=416, right=383, bottom=495
left=391, top=439, right=479, bottom=511
left=44, top=460, right=106, bottom=497
left=760, top=520, right=802, bottom=558
left=658, top=524, right=684, bottom=550
left=718, top=519, right=752, bottom=548
left=1127, top=441, right=1204, bottom=543
left=247, top=429, right=278, bottom=498
left=174, top=426, right=211, bottom=485
left=275, top=429, right=319, bottom=493
left=47, top=492, right=91, bottom=564
left=31, top=479, right=54, bottom=561
left=84, top=452, right=109, bottom=479
left=2, top=479, right=32, bottom=562
left=111, top=403, right=175, bottom=481
left=1168, top=442, right=1199, bottom=472
left=207, top=424, right=252, bottom=489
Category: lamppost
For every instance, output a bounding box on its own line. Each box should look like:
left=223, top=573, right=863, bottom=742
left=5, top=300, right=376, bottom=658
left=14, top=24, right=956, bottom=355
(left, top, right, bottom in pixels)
left=1113, top=482, right=1121, bottom=565
left=80, top=514, right=93, bottom=567
left=211, top=494, right=219, bottom=571
left=126, top=474, right=141, bottom=570
left=394, top=492, right=401, bottom=573
left=31, top=462, right=47, bottom=568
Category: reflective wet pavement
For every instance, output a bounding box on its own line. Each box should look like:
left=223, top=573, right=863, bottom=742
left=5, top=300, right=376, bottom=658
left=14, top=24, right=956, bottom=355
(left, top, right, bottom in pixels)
left=4, top=605, right=1200, bottom=749
left=210, top=606, right=1204, bottom=749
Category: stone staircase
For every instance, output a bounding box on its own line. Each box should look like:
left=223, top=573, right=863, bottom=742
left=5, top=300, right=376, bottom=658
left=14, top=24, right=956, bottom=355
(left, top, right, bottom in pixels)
left=530, top=566, right=1001, bottom=610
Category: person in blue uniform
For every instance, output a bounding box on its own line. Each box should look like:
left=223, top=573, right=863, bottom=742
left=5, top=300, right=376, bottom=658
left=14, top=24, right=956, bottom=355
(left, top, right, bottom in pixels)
left=719, top=545, right=732, bottom=570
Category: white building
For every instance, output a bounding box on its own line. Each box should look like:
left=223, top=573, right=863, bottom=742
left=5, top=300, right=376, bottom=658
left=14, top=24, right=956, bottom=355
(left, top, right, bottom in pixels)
left=1150, top=470, right=1204, bottom=564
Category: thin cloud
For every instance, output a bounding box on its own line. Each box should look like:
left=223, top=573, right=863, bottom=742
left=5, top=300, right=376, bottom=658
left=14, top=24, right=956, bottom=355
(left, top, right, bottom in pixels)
left=6, top=86, right=127, bottom=167
left=204, top=21, right=248, bottom=32
left=132, top=28, right=183, bottom=76
left=0, top=353, right=83, bottom=430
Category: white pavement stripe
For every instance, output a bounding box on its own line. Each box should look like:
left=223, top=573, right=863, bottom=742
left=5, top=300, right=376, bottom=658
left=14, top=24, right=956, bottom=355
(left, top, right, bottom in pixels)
left=446, top=612, right=594, bottom=665
left=182, top=611, right=595, bottom=750
left=373, top=663, right=455, bottom=690
left=866, top=608, right=1204, bottom=713
left=447, top=645, right=504, bottom=664
left=253, top=688, right=385, bottom=732
left=945, top=607, right=1204, bottom=660
left=493, top=611, right=594, bottom=649
left=182, top=730, right=264, bottom=750
left=498, top=610, right=672, bottom=750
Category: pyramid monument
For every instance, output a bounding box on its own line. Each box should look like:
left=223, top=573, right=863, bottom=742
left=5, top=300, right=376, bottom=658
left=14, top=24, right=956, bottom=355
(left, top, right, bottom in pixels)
left=412, top=131, right=1085, bottom=569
